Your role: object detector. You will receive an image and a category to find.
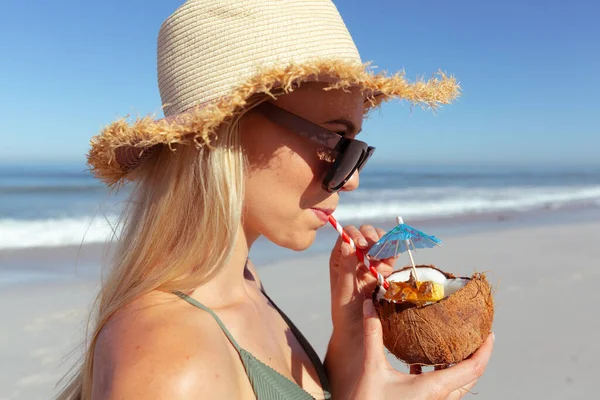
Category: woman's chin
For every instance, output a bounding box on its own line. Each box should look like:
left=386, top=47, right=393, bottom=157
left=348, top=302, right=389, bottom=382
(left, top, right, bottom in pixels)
left=290, top=235, right=316, bottom=252
left=272, top=230, right=317, bottom=252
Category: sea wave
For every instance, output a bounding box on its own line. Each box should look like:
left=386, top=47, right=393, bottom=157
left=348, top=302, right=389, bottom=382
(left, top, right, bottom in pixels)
left=335, top=185, right=600, bottom=222
left=0, top=216, right=122, bottom=250
left=1, top=185, right=599, bottom=250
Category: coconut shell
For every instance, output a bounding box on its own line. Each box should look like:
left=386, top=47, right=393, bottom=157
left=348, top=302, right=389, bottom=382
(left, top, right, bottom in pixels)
left=374, top=266, right=494, bottom=366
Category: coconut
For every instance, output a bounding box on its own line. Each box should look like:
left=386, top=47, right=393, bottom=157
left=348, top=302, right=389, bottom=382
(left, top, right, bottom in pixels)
left=373, top=265, right=494, bottom=366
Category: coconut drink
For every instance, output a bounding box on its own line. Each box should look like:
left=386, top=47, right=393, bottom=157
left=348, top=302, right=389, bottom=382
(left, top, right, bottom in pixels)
left=373, top=265, right=494, bottom=366
left=365, top=217, right=494, bottom=367
left=328, top=215, right=495, bottom=367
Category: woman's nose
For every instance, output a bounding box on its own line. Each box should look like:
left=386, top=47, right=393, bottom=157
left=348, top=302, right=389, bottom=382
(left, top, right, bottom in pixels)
left=339, top=170, right=360, bottom=192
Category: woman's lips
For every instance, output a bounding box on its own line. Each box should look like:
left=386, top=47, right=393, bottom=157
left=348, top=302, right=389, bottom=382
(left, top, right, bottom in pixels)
left=311, top=208, right=334, bottom=223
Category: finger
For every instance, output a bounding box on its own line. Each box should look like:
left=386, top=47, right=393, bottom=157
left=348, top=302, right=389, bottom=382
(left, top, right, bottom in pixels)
left=375, top=227, right=387, bottom=240
left=409, top=365, right=422, bottom=375
left=362, top=299, right=387, bottom=370
left=375, top=262, right=394, bottom=277
left=340, top=225, right=387, bottom=295
left=359, top=224, right=380, bottom=246
left=356, top=260, right=393, bottom=297
left=448, top=379, right=479, bottom=400
left=355, top=268, right=379, bottom=297
left=427, top=333, right=494, bottom=394
left=334, top=225, right=367, bottom=291
left=335, top=242, right=361, bottom=303
left=344, top=225, right=368, bottom=250
left=329, top=235, right=344, bottom=291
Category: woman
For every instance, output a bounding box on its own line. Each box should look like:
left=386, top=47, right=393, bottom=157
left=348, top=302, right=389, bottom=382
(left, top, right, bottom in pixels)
left=58, top=1, right=494, bottom=399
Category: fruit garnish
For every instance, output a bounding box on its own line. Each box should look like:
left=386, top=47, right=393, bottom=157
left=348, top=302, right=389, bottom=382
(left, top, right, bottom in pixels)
left=383, top=274, right=444, bottom=304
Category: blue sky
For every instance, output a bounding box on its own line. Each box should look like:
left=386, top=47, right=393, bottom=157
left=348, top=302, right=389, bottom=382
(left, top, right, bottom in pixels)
left=1, top=0, right=598, bottom=167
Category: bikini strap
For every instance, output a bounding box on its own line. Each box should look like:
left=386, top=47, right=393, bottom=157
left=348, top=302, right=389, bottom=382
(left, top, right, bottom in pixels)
left=260, top=289, right=331, bottom=396
left=173, top=291, right=243, bottom=352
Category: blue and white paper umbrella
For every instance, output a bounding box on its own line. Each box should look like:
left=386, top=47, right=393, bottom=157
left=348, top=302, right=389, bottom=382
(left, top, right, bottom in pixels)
left=367, top=217, right=442, bottom=279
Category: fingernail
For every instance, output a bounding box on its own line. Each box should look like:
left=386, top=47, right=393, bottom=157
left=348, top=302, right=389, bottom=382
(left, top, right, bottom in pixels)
left=358, top=238, right=368, bottom=247
left=363, top=299, right=376, bottom=317
left=491, top=332, right=495, bottom=342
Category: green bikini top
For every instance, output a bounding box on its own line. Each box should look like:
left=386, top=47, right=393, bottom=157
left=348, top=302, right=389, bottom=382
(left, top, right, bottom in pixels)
left=174, top=291, right=331, bottom=400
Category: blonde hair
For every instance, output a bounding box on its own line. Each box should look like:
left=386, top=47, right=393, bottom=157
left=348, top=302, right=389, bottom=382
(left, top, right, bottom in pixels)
left=56, top=96, right=267, bottom=399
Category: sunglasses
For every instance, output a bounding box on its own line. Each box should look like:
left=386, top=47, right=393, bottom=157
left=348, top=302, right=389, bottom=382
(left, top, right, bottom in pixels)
left=255, top=102, right=375, bottom=193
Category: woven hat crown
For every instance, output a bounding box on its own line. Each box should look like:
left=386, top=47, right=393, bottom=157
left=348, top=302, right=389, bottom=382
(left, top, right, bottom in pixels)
left=158, top=0, right=362, bottom=117
left=88, top=0, right=460, bottom=187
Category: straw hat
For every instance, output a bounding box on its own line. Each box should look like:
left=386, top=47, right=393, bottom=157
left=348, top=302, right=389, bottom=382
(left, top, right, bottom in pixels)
left=88, top=0, right=460, bottom=187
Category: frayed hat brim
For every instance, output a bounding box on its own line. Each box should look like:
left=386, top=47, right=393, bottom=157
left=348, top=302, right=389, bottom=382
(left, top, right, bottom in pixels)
left=88, top=59, right=460, bottom=187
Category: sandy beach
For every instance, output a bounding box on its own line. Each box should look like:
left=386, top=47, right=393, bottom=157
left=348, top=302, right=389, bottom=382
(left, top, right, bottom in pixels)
left=1, top=213, right=599, bottom=399
left=260, top=217, right=600, bottom=399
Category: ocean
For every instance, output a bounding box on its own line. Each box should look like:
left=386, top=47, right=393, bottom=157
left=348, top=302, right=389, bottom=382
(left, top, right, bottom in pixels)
left=1, top=163, right=600, bottom=251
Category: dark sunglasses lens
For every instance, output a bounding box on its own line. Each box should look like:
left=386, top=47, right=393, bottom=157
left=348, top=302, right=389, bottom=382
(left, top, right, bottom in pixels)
left=357, top=147, right=375, bottom=173
left=324, top=144, right=367, bottom=192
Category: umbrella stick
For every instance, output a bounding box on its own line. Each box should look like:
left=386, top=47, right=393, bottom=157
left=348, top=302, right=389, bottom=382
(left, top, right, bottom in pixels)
left=409, top=238, right=417, bottom=254
left=398, top=216, right=419, bottom=281
left=405, top=240, right=419, bottom=281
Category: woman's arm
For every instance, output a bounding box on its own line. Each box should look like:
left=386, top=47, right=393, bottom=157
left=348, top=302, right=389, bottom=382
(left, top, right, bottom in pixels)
left=324, top=330, right=364, bottom=399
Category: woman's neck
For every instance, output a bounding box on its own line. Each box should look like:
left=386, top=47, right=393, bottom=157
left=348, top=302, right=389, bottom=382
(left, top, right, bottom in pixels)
left=191, top=226, right=260, bottom=306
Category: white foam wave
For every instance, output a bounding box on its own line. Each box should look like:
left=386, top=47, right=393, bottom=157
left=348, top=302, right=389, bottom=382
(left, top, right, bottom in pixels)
left=2, top=185, right=600, bottom=250
left=0, top=216, right=121, bottom=250
left=335, top=185, right=600, bottom=221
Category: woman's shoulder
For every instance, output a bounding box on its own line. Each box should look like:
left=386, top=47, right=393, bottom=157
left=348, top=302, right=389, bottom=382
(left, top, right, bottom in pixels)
left=92, top=291, right=247, bottom=399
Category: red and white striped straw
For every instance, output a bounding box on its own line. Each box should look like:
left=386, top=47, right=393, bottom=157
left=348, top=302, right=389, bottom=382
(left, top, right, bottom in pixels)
left=328, top=214, right=389, bottom=290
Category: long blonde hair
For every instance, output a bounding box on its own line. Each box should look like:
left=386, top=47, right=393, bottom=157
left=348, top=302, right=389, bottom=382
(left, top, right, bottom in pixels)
left=57, top=97, right=266, bottom=399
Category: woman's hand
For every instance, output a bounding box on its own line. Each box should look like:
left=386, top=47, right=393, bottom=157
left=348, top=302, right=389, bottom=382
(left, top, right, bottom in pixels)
left=328, top=224, right=395, bottom=339
left=349, top=299, right=494, bottom=400
left=324, top=224, right=495, bottom=399
left=326, top=224, right=396, bottom=398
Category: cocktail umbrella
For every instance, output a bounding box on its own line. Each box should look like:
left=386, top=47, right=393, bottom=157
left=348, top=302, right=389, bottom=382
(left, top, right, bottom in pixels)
left=367, top=216, right=441, bottom=281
